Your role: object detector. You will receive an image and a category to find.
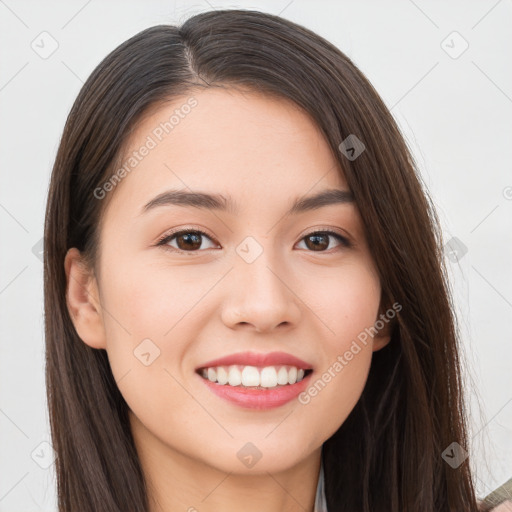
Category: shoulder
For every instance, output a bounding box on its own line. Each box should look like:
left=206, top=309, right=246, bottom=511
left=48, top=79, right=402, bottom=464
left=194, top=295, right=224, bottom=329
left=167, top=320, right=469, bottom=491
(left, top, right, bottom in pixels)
left=488, top=503, right=512, bottom=511
left=479, top=477, right=512, bottom=511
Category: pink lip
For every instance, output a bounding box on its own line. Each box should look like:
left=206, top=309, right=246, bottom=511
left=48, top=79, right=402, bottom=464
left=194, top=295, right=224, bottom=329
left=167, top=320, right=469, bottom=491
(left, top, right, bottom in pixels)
left=196, top=351, right=313, bottom=370
left=199, top=371, right=313, bottom=410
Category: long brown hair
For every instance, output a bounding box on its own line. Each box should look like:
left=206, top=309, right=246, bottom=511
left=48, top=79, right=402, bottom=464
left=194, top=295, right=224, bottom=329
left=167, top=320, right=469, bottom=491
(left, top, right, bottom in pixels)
left=44, top=9, right=483, bottom=511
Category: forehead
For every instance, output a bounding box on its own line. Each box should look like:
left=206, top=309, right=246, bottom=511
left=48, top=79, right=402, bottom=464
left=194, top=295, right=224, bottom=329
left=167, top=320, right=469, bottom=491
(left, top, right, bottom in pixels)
left=102, top=87, right=348, bottom=222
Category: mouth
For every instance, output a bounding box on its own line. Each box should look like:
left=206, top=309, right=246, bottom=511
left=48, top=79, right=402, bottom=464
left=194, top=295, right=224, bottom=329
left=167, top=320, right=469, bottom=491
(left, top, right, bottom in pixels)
left=196, top=365, right=314, bottom=390
left=195, top=351, right=315, bottom=409
left=196, top=363, right=314, bottom=410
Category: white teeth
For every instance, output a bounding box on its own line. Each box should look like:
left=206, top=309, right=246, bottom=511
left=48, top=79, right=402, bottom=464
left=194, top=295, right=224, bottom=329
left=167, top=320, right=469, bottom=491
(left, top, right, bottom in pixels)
left=277, top=366, right=289, bottom=385
left=260, top=366, right=278, bottom=388
left=216, top=366, right=229, bottom=385
left=200, top=364, right=308, bottom=387
left=241, top=366, right=260, bottom=387
left=228, top=366, right=242, bottom=386
left=207, top=367, right=217, bottom=383
left=288, top=366, right=297, bottom=385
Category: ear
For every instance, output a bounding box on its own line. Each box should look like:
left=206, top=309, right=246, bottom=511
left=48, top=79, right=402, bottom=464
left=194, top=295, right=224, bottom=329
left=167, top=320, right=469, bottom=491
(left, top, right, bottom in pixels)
left=371, top=306, right=394, bottom=352
left=64, top=247, right=106, bottom=350
left=372, top=328, right=391, bottom=352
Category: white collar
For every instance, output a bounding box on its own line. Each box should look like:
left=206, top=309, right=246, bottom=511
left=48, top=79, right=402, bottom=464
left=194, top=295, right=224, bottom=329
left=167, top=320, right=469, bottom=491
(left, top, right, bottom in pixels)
left=313, top=456, right=328, bottom=512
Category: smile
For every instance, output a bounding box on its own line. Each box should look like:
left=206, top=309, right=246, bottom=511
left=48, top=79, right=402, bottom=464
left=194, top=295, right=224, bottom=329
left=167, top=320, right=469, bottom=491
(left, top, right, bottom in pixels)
left=197, top=364, right=312, bottom=388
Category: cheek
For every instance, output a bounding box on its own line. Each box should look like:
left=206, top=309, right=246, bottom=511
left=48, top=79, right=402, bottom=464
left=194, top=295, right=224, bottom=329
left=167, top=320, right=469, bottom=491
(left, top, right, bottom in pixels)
left=94, top=258, right=187, bottom=391
left=99, top=254, right=213, bottom=341
left=289, top=262, right=380, bottom=436
left=297, top=345, right=372, bottom=451
left=97, top=256, right=220, bottom=415
left=98, top=262, right=199, bottom=435
left=299, top=260, right=381, bottom=342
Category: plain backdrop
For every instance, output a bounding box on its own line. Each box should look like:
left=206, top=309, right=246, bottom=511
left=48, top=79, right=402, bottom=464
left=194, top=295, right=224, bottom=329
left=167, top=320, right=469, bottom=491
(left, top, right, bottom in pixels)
left=0, top=1, right=511, bottom=510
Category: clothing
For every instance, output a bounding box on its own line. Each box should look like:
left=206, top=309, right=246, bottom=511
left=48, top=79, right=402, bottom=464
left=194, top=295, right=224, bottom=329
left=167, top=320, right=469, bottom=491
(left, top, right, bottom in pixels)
left=313, top=455, right=328, bottom=512
left=481, top=477, right=512, bottom=510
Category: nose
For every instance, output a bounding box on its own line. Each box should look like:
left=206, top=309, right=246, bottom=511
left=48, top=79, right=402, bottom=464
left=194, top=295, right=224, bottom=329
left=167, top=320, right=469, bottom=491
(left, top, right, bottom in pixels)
left=220, top=249, right=301, bottom=333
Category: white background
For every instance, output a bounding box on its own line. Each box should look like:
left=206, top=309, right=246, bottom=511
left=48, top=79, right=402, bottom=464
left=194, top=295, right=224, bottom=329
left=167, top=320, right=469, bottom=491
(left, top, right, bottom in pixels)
left=0, top=1, right=511, bottom=510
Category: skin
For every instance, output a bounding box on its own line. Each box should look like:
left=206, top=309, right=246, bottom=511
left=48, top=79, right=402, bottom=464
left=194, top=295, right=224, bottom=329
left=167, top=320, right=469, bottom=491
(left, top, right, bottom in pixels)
left=491, top=504, right=512, bottom=511
left=65, top=87, right=391, bottom=512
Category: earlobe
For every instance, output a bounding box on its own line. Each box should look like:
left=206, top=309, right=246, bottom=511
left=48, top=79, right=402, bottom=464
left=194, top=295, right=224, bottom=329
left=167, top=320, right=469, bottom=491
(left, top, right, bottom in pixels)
left=64, top=248, right=107, bottom=350
left=372, top=332, right=392, bottom=352
left=373, top=297, right=402, bottom=352
left=372, top=305, right=394, bottom=352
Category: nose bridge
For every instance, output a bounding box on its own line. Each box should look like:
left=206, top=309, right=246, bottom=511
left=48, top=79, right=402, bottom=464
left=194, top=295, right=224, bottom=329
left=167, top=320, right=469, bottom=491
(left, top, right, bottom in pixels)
left=222, top=235, right=300, bottom=331
left=240, top=250, right=284, bottom=299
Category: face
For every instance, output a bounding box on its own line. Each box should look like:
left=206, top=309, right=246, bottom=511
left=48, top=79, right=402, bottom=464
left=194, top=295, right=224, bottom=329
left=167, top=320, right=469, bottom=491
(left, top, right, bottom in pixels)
left=65, top=87, right=390, bottom=478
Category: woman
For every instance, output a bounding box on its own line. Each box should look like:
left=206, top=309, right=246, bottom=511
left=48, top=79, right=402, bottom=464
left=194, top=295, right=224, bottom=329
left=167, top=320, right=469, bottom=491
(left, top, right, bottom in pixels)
left=43, top=9, right=509, bottom=511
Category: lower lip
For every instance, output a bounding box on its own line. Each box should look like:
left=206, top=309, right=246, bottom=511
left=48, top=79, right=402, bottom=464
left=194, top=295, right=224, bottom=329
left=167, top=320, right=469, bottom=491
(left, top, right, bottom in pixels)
left=198, top=372, right=313, bottom=410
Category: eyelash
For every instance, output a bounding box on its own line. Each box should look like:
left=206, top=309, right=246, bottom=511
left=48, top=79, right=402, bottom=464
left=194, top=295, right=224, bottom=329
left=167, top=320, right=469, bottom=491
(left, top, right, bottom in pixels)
left=155, top=227, right=352, bottom=254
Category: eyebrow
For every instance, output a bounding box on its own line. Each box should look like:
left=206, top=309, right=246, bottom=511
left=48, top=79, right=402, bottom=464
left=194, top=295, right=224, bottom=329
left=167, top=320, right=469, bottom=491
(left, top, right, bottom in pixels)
left=141, top=188, right=354, bottom=217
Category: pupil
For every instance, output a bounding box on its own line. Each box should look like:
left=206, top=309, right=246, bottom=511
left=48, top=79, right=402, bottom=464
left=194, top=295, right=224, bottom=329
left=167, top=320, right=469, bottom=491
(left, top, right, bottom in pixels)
left=307, top=234, right=328, bottom=251
left=179, top=233, right=201, bottom=250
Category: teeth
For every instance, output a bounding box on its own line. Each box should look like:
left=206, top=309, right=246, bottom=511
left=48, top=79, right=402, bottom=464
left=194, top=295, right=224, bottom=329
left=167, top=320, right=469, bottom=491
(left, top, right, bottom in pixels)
left=241, top=366, right=260, bottom=387
left=216, top=366, right=229, bottom=385
left=288, top=366, right=297, bottom=384
left=228, top=366, right=242, bottom=386
left=260, top=366, right=277, bottom=388
left=200, top=365, right=308, bottom=387
left=277, top=366, right=289, bottom=385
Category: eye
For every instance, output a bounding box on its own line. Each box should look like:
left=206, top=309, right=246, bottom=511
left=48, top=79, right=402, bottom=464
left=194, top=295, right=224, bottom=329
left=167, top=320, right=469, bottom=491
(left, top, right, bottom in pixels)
left=156, top=228, right=218, bottom=253
left=296, top=230, right=351, bottom=252
left=156, top=228, right=351, bottom=254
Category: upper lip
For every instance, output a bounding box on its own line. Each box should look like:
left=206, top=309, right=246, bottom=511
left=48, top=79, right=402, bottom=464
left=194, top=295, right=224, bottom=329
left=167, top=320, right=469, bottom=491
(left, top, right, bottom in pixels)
left=196, top=351, right=313, bottom=370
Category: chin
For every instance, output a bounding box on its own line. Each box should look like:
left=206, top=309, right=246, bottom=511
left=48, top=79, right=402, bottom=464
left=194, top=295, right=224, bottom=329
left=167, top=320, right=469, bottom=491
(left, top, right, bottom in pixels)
left=197, top=437, right=316, bottom=476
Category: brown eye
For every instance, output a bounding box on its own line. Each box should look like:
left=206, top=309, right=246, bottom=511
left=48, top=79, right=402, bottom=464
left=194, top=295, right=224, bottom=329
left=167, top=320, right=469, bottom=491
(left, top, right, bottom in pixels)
left=175, top=232, right=203, bottom=251
left=305, top=233, right=328, bottom=251
left=298, top=231, right=350, bottom=252
left=157, top=229, right=217, bottom=252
